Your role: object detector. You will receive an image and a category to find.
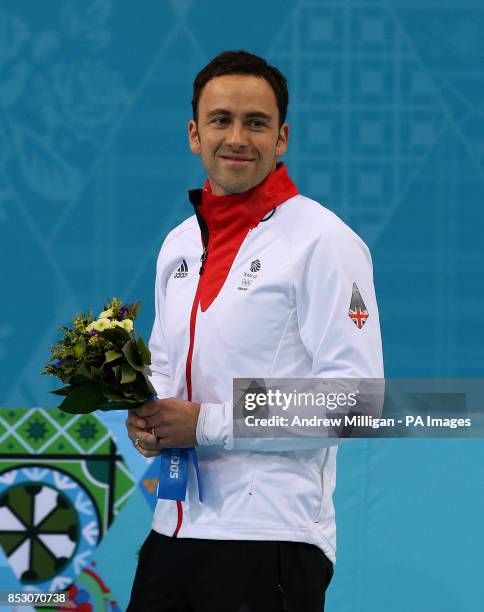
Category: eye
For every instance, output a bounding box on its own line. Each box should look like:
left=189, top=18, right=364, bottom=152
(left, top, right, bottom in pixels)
left=212, top=116, right=229, bottom=126
left=248, top=119, right=267, bottom=129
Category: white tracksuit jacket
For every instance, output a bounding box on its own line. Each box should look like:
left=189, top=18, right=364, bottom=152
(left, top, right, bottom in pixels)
left=148, top=163, right=384, bottom=564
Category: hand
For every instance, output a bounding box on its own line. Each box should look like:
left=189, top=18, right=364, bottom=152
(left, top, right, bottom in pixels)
left=126, top=397, right=201, bottom=457
left=125, top=408, right=161, bottom=458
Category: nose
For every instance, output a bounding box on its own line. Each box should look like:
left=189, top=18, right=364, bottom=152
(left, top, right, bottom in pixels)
left=224, top=121, right=248, bottom=149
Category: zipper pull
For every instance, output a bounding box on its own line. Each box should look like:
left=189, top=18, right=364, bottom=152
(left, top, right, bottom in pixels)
left=199, top=247, right=208, bottom=275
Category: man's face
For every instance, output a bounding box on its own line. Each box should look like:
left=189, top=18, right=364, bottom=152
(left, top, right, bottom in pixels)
left=188, top=74, right=289, bottom=195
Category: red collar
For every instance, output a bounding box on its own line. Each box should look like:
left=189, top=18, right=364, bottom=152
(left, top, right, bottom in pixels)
left=188, top=162, right=298, bottom=311
left=197, top=162, right=298, bottom=232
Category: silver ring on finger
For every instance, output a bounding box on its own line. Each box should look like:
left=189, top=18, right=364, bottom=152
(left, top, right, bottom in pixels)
left=151, top=426, right=156, bottom=436
left=134, top=436, right=142, bottom=449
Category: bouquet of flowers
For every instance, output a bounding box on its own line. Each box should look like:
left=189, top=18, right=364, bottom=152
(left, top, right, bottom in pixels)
left=42, top=297, right=157, bottom=414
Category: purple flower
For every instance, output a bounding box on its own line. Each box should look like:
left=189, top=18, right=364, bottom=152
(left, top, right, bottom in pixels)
left=87, top=330, right=97, bottom=336
left=120, top=305, right=126, bottom=318
left=55, top=358, right=65, bottom=368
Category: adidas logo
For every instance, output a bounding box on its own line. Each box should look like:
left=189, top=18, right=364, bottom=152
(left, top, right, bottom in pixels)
left=174, top=259, right=188, bottom=278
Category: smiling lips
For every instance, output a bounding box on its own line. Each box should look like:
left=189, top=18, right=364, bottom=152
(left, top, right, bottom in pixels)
left=219, top=155, right=255, bottom=164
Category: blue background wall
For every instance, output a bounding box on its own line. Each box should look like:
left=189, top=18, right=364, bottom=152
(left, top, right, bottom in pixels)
left=1, top=1, right=483, bottom=610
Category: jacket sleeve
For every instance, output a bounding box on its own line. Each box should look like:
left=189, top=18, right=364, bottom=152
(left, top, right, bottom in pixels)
left=147, top=244, right=173, bottom=400
left=294, top=225, right=384, bottom=381
left=196, top=223, right=384, bottom=451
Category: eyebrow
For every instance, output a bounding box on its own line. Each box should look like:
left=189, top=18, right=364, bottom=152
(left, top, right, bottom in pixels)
left=206, top=108, right=273, bottom=122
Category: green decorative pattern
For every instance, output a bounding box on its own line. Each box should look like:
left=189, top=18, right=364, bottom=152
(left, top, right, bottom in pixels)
left=0, top=407, right=136, bottom=588
left=0, top=483, right=79, bottom=583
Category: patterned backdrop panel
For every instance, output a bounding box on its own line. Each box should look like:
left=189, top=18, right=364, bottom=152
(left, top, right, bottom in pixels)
left=0, top=407, right=134, bottom=604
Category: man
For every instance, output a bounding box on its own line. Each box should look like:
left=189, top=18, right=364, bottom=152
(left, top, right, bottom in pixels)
left=126, top=50, right=383, bottom=611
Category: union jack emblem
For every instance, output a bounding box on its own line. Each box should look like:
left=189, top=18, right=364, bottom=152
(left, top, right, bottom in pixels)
left=348, top=283, right=369, bottom=329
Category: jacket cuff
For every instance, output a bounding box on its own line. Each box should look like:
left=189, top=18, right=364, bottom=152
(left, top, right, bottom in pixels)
left=196, top=401, right=234, bottom=450
left=148, top=375, right=172, bottom=400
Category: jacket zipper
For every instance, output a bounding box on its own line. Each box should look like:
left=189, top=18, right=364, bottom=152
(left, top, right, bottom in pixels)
left=173, top=216, right=209, bottom=537
left=185, top=282, right=202, bottom=403
left=200, top=246, right=208, bottom=274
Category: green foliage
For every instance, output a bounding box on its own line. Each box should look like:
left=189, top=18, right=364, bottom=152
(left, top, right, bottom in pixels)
left=42, top=298, right=157, bottom=414
left=73, top=340, right=87, bottom=358
left=104, top=350, right=122, bottom=364
left=137, top=337, right=151, bottom=365
left=90, top=366, right=103, bottom=381
left=101, top=326, right=130, bottom=345
left=58, top=384, right=105, bottom=414
left=50, top=386, right=74, bottom=396
left=120, top=363, right=137, bottom=384
left=122, top=340, right=145, bottom=372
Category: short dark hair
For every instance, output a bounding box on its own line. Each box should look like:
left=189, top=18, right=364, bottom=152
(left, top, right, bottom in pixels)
left=192, top=50, right=289, bottom=127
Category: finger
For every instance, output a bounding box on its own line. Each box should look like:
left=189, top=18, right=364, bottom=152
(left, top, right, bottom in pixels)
left=138, top=431, right=159, bottom=446
left=129, top=428, right=158, bottom=448
left=152, top=424, right=175, bottom=439
left=136, top=402, right=160, bottom=418
left=132, top=435, right=160, bottom=453
left=126, top=423, right=144, bottom=440
left=126, top=415, right=146, bottom=430
left=143, top=414, right=165, bottom=429
left=136, top=445, right=161, bottom=458
left=141, top=429, right=156, bottom=440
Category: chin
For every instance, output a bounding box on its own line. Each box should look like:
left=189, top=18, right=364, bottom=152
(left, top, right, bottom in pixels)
left=221, top=183, right=251, bottom=195
left=215, top=175, right=253, bottom=195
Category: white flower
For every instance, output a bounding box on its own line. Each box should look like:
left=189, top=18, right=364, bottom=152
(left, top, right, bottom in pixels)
left=122, top=319, right=134, bottom=332
left=92, top=318, right=115, bottom=331
left=98, top=308, right=114, bottom=319
left=114, top=319, right=133, bottom=332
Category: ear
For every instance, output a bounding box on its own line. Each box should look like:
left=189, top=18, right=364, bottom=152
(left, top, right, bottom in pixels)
left=188, top=120, right=201, bottom=155
left=275, top=123, right=289, bottom=158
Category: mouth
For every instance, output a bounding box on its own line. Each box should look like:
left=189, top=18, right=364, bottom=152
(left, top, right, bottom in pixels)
left=218, top=156, right=255, bottom=165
